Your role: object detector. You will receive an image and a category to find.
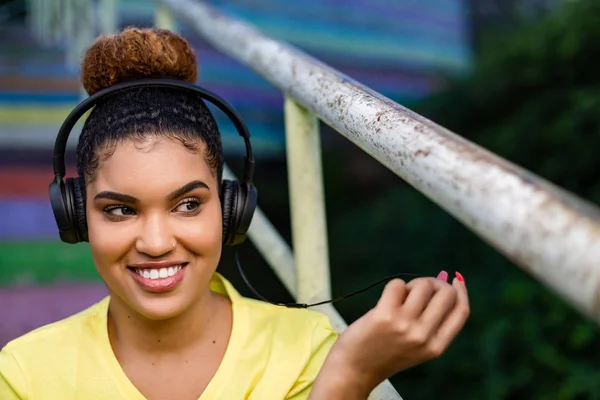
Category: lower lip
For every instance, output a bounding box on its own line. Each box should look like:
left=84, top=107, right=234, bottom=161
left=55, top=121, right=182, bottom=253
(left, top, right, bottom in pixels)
left=128, top=265, right=187, bottom=293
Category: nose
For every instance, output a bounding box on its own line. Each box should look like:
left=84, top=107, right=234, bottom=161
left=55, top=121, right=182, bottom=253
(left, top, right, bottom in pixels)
left=135, top=212, right=176, bottom=257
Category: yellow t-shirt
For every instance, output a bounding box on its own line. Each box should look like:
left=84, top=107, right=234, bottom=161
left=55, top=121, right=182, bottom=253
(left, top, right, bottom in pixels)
left=0, top=273, right=338, bottom=399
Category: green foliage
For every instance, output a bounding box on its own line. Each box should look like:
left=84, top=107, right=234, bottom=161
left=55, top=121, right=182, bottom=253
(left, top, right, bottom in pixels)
left=421, top=0, right=600, bottom=202
left=325, top=0, right=600, bottom=398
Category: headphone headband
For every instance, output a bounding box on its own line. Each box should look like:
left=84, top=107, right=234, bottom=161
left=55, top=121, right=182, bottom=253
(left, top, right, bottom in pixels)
left=52, top=78, right=255, bottom=185
left=50, top=78, right=258, bottom=246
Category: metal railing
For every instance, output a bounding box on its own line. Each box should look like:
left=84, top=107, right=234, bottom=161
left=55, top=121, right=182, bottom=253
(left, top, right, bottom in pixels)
left=156, top=0, right=600, bottom=326
left=154, top=0, right=600, bottom=397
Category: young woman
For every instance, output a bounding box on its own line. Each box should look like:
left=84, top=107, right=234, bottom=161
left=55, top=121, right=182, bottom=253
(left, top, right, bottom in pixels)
left=0, top=27, right=470, bottom=399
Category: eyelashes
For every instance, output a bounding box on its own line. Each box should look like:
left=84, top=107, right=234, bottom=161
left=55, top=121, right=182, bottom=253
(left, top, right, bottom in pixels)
left=103, top=205, right=135, bottom=220
left=103, top=198, right=203, bottom=221
left=173, top=198, right=202, bottom=213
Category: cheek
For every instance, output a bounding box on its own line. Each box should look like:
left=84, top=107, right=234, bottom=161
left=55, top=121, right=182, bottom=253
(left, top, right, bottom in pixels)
left=86, top=210, right=131, bottom=270
left=178, top=202, right=223, bottom=255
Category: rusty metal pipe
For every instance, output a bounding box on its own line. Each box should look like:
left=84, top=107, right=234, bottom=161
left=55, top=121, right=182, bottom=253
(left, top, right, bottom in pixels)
left=160, top=0, right=600, bottom=324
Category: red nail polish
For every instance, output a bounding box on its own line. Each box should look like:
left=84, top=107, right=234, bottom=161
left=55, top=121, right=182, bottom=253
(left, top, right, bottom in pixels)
left=436, top=271, right=448, bottom=282
left=455, top=272, right=465, bottom=283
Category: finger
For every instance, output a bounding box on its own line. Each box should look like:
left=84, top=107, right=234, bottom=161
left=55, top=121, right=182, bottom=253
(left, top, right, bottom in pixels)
left=405, top=276, right=451, bottom=291
left=434, top=276, right=470, bottom=347
left=401, top=278, right=440, bottom=319
left=418, top=283, right=458, bottom=335
left=376, top=279, right=407, bottom=310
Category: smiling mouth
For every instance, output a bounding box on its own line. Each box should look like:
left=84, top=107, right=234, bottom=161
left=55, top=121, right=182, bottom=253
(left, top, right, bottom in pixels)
left=128, top=264, right=187, bottom=280
left=127, top=263, right=189, bottom=292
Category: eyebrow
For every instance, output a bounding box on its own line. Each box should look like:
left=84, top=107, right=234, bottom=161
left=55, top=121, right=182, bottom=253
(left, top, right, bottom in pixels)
left=166, top=180, right=209, bottom=201
left=94, top=191, right=139, bottom=204
left=94, top=180, right=209, bottom=204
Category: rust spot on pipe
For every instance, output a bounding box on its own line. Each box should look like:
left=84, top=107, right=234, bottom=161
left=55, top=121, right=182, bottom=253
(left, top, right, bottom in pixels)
left=415, top=149, right=430, bottom=157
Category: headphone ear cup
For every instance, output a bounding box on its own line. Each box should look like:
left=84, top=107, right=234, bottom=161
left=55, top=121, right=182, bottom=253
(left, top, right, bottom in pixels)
left=49, top=177, right=77, bottom=244
left=72, top=177, right=89, bottom=242
left=220, top=179, right=238, bottom=245
left=65, top=177, right=88, bottom=243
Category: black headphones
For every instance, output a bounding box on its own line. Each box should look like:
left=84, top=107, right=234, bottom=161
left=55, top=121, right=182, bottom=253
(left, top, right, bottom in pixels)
left=49, top=78, right=258, bottom=247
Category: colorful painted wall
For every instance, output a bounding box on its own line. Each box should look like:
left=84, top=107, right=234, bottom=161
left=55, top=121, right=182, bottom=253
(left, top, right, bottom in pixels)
left=0, top=0, right=472, bottom=347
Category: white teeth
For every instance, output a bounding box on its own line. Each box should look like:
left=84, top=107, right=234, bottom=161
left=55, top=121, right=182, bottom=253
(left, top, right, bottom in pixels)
left=135, top=265, right=183, bottom=280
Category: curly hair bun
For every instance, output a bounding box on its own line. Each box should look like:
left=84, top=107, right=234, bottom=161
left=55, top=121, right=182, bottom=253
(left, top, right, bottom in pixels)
left=81, top=27, right=198, bottom=96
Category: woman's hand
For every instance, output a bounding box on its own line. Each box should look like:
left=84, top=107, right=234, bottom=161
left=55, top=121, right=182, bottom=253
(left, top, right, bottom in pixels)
left=309, top=272, right=470, bottom=399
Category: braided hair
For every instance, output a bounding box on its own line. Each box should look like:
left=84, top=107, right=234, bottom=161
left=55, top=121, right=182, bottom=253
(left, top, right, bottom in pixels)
left=75, top=27, right=223, bottom=185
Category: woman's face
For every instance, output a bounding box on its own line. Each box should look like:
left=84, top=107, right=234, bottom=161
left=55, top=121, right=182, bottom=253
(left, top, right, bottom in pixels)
left=85, top=137, right=223, bottom=321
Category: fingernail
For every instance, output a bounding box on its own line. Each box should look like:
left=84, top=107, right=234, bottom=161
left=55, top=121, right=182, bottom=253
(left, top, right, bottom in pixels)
left=436, top=271, right=448, bottom=282
left=455, top=271, right=465, bottom=283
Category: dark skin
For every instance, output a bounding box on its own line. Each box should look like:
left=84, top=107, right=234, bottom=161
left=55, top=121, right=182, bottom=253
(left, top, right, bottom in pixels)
left=84, top=136, right=470, bottom=400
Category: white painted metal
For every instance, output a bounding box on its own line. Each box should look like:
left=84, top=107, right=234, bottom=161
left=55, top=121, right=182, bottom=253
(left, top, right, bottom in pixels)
left=284, top=98, right=333, bottom=305
left=159, top=0, right=600, bottom=326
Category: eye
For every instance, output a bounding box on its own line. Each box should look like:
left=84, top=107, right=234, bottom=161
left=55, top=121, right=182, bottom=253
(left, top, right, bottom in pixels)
left=174, top=199, right=202, bottom=213
left=104, top=206, right=136, bottom=217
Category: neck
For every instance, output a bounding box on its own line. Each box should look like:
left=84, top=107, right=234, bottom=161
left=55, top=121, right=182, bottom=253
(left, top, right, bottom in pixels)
left=107, top=289, right=225, bottom=355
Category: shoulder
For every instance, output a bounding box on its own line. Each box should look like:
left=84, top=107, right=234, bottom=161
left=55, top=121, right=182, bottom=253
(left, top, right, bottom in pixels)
left=217, top=274, right=338, bottom=369
left=0, top=297, right=109, bottom=398
left=212, top=275, right=339, bottom=398
left=238, top=295, right=335, bottom=339
left=1, top=297, right=109, bottom=376
left=214, top=273, right=337, bottom=348
left=219, top=278, right=339, bottom=399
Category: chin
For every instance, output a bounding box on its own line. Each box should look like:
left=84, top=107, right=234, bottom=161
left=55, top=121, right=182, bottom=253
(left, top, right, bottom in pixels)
left=109, top=279, right=201, bottom=322
left=132, top=293, right=191, bottom=321
left=104, top=262, right=214, bottom=321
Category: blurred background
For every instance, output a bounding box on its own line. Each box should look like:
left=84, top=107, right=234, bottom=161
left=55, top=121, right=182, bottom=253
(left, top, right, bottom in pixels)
left=1, top=0, right=600, bottom=398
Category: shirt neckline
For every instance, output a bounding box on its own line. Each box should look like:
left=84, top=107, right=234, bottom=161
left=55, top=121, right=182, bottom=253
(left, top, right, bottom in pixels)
left=95, top=273, right=247, bottom=400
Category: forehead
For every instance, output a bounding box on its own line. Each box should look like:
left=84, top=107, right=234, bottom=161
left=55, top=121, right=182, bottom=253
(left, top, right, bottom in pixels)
left=90, top=138, right=215, bottom=192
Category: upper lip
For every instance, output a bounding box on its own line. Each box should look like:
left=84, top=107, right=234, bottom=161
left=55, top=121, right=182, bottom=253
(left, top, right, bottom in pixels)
left=128, top=261, right=188, bottom=269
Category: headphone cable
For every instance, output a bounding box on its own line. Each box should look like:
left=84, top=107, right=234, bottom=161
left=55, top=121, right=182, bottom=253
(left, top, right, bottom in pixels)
left=234, top=248, right=425, bottom=309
